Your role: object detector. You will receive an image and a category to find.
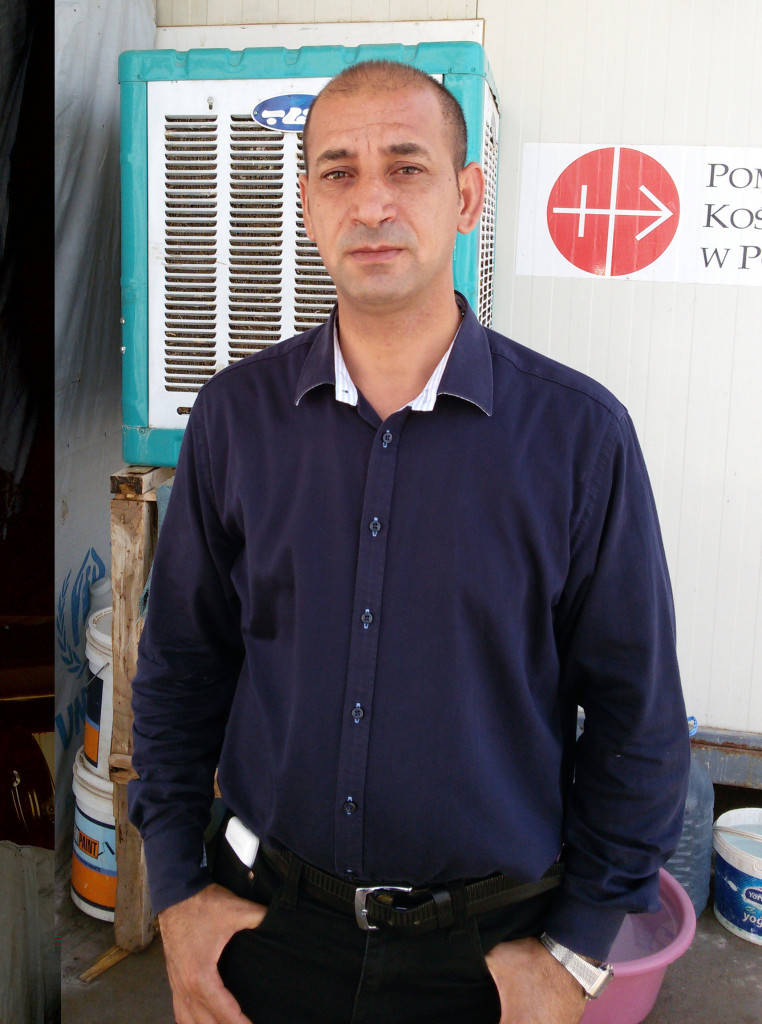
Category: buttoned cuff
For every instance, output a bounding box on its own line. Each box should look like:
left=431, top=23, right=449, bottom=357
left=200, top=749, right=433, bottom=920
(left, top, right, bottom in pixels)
left=541, top=891, right=627, bottom=962
left=141, top=825, right=214, bottom=915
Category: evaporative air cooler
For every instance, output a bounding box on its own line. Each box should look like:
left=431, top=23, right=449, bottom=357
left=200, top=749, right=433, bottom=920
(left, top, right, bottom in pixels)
left=119, top=43, right=500, bottom=466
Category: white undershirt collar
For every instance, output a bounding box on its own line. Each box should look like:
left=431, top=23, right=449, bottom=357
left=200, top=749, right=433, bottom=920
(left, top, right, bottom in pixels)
left=333, top=321, right=460, bottom=413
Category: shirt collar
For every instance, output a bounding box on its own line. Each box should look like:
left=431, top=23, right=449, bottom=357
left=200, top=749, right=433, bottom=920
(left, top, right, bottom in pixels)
left=295, top=293, right=493, bottom=417
left=333, top=323, right=455, bottom=413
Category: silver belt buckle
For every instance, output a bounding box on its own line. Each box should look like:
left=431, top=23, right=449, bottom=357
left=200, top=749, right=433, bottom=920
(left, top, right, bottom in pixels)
left=354, top=885, right=413, bottom=930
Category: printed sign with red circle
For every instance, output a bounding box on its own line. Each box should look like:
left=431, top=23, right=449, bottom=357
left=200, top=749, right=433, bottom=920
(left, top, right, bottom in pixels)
left=546, top=147, right=680, bottom=277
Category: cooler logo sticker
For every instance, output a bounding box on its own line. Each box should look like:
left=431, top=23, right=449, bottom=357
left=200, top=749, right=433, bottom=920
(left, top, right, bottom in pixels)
left=252, top=94, right=314, bottom=132
left=745, top=887, right=762, bottom=907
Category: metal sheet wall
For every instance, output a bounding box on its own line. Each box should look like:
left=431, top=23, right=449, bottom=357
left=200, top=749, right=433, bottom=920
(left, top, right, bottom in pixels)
left=155, top=0, right=477, bottom=24
left=481, top=0, right=762, bottom=734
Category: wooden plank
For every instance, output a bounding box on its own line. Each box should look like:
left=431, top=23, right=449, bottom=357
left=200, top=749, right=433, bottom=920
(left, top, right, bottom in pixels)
left=79, top=944, right=131, bottom=983
left=0, top=615, right=53, bottom=626
left=0, top=664, right=54, bottom=699
left=110, top=493, right=158, bottom=951
left=112, top=784, right=156, bottom=952
left=0, top=695, right=54, bottom=732
left=109, top=751, right=139, bottom=784
left=110, top=496, right=156, bottom=760
left=110, top=465, right=173, bottom=497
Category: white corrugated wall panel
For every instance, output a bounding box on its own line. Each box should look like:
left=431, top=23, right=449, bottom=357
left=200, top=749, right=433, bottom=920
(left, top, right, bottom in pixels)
left=154, top=0, right=477, bottom=25
left=480, top=0, right=762, bottom=733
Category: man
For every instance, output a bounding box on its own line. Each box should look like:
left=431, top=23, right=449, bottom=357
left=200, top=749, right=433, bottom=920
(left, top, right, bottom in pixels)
left=129, top=60, right=689, bottom=1024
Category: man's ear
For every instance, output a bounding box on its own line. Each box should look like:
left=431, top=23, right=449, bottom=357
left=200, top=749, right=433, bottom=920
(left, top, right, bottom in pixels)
left=299, top=174, right=316, bottom=242
left=456, top=162, right=486, bottom=235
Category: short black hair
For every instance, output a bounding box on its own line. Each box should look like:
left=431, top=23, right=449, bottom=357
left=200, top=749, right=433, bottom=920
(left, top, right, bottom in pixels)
left=302, top=60, right=468, bottom=175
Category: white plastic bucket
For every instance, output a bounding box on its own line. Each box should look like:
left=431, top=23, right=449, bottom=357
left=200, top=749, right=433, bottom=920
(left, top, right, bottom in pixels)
left=89, top=575, right=112, bottom=615
left=713, top=807, right=762, bottom=944
left=71, top=746, right=117, bottom=922
left=83, top=608, right=113, bottom=779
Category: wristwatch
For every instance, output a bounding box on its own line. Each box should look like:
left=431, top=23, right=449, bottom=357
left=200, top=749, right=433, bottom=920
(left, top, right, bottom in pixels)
left=540, top=933, right=614, bottom=999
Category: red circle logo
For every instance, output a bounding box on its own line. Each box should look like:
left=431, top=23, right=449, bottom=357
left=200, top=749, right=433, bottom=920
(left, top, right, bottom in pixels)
left=547, top=147, right=680, bottom=277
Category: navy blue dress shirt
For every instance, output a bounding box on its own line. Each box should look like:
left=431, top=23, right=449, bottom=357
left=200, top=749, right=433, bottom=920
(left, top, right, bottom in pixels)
left=129, top=297, right=689, bottom=960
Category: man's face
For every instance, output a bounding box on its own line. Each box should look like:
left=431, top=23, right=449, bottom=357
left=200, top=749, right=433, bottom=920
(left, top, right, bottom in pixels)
left=299, top=85, right=483, bottom=315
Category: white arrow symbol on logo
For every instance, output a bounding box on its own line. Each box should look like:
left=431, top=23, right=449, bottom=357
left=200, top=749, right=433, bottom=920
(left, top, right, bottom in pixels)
left=553, top=184, right=673, bottom=240
left=551, top=148, right=675, bottom=275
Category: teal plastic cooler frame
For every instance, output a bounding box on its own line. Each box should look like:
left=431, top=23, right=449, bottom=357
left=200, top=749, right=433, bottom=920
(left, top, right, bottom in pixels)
left=120, top=42, right=499, bottom=466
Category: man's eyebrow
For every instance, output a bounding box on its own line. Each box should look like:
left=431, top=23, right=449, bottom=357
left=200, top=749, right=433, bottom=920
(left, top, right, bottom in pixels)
left=314, top=147, right=356, bottom=167
left=385, top=142, right=431, bottom=158
left=313, top=142, right=432, bottom=167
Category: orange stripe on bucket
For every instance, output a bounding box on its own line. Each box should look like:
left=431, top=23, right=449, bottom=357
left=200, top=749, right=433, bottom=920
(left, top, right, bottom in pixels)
left=83, top=720, right=100, bottom=765
left=71, top=852, right=117, bottom=911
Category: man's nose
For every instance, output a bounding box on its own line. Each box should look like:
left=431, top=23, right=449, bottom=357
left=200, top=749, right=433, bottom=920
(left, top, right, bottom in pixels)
left=350, top=172, right=395, bottom=227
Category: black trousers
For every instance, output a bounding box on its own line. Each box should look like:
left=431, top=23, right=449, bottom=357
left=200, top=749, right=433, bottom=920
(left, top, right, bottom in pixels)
left=213, top=834, right=555, bottom=1024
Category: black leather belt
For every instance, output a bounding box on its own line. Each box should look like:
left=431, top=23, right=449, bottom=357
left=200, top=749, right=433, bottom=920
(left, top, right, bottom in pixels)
left=261, top=845, right=564, bottom=932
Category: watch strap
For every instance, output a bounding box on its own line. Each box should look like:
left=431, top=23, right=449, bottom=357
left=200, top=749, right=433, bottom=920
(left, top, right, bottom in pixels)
left=540, top=933, right=614, bottom=999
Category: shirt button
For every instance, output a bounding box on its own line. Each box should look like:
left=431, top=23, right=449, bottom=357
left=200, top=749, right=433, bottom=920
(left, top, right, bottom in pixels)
left=361, top=609, right=373, bottom=628
left=382, top=430, right=393, bottom=447
left=369, top=517, right=381, bottom=537
left=343, top=800, right=357, bottom=815
left=351, top=704, right=364, bottom=722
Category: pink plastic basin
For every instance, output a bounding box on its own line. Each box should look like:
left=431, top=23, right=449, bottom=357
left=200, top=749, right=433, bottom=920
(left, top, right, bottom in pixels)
left=581, top=869, right=696, bottom=1024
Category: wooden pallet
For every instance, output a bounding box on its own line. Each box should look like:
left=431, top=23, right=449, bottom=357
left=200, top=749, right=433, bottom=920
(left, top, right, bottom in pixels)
left=108, top=465, right=173, bottom=952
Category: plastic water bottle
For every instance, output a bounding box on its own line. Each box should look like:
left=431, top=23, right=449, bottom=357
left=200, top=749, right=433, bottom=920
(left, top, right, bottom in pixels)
left=665, top=718, right=715, bottom=918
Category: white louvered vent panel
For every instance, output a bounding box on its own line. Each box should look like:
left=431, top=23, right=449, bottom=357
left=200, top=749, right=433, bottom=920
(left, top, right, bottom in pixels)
left=227, top=117, right=285, bottom=362
left=477, top=84, right=499, bottom=329
left=295, top=136, right=337, bottom=333
left=147, top=78, right=329, bottom=430
left=163, top=114, right=219, bottom=393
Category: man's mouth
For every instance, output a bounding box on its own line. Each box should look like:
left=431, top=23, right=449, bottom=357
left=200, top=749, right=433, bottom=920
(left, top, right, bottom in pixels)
left=349, top=246, right=403, bottom=264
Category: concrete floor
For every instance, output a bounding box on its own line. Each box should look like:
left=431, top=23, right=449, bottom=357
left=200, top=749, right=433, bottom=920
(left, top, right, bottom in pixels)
left=60, top=786, right=762, bottom=1024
